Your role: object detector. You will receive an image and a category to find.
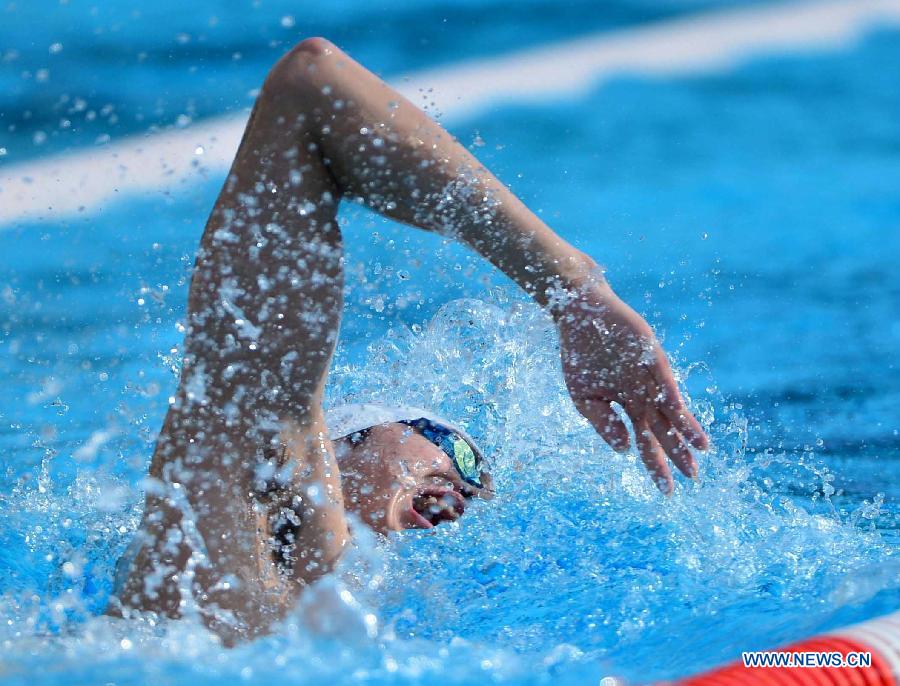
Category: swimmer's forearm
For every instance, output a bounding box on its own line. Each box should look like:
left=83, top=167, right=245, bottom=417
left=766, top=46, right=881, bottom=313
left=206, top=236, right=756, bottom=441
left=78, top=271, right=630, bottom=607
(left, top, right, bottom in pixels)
left=272, top=38, right=607, bottom=308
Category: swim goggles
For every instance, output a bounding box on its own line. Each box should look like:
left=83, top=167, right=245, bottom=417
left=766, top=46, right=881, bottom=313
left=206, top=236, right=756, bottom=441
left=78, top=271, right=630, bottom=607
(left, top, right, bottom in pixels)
left=398, top=417, right=485, bottom=489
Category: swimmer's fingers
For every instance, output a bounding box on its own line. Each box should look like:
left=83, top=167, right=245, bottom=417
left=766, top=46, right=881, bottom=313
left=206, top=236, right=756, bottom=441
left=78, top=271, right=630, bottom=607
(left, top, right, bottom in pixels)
left=574, top=397, right=630, bottom=452
left=634, top=417, right=674, bottom=495
left=651, top=352, right=709, bottom=451
left=647, top=409, right=697, bottom=479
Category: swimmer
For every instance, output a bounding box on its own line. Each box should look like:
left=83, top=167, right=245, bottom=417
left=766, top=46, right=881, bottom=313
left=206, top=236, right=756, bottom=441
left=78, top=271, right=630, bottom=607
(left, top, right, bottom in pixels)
left=107, top=38, right=709, bottom=643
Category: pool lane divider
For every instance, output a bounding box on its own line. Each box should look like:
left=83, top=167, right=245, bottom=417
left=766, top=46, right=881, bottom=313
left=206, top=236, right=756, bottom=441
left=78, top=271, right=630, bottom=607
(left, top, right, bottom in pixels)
left=668, top=610, right=900, bottom=685
left=3, top=0, right=900, bottom=227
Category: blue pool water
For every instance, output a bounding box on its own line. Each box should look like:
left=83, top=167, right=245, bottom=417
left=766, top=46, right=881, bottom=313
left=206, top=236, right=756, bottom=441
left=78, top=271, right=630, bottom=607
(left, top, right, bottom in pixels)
left=0, top=0, right=768, bottom=165
left=1, top=5, right=899, bottom=686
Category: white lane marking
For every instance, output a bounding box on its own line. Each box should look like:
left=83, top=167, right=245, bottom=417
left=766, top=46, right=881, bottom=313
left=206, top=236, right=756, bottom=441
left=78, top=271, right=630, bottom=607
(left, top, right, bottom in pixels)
left=2, top=0, right=900, bottom=227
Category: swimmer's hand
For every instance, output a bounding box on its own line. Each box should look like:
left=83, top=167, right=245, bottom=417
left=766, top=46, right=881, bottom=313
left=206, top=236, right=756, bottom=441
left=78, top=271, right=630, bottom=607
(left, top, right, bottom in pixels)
left=554, top=281, right=709, bottom=494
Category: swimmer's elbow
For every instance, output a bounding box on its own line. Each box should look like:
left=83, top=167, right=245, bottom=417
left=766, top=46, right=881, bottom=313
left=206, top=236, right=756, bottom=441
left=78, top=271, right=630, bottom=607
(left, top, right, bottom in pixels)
left=265, top=37, right=343, bottom=93
left=290, top=36, right=338, bottom=58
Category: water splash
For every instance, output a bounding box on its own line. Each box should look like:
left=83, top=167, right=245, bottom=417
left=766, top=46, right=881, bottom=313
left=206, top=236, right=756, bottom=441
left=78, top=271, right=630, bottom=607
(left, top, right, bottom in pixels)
left=0, top=296, right=894, bottom=684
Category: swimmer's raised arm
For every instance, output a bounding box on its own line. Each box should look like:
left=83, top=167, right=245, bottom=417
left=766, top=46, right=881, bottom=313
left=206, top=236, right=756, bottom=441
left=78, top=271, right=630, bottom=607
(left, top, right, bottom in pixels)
left=113, top=37, right=355, bottom=638
left=267, top=38, right=708, bottom=491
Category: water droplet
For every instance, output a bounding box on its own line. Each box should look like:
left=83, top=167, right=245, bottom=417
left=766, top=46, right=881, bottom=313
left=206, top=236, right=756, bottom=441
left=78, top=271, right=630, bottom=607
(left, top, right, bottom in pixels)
left=280, top=15, right=295, bottom=28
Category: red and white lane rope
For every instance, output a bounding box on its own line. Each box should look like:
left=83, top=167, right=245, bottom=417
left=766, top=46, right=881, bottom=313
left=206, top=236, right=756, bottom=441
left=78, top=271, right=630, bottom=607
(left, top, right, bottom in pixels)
left=671, top=610, right=900, bottom=685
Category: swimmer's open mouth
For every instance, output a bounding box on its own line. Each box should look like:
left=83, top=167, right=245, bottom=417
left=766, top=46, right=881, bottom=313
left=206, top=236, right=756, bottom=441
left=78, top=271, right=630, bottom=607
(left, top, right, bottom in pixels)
left=408, top=487, right=465, bottom=528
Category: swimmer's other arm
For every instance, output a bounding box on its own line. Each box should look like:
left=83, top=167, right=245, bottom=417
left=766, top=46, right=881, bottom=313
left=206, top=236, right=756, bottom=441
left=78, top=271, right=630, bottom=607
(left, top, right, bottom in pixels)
left=269, top=38, right=709, bottom=491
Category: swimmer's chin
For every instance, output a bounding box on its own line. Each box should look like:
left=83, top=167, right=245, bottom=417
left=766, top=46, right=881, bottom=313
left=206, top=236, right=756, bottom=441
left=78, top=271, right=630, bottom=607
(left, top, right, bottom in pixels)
left=351, top=492, right=406, bottom=535
left=363, top=489, right=458, bottom=535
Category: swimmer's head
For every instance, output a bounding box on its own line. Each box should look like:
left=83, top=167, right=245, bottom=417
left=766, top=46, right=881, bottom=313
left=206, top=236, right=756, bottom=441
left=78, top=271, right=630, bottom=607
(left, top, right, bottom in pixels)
left=333, top=420, right=493, bottom=535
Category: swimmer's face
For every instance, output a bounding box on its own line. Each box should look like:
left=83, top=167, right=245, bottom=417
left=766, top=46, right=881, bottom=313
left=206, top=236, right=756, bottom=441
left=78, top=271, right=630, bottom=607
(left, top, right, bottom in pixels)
left=333, top=422, right=493, bottom=534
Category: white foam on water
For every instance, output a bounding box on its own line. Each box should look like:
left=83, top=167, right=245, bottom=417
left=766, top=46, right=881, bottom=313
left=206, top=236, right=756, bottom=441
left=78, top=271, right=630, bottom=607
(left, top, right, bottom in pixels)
left=3, top=296, right=894, bottom=684
left=2, top=0, right=900, bottom=227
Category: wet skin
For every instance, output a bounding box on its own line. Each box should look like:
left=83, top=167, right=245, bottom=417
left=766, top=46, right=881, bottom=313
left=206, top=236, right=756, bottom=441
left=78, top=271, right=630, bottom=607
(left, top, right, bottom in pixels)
left=333, top=422, right=493, bottom=535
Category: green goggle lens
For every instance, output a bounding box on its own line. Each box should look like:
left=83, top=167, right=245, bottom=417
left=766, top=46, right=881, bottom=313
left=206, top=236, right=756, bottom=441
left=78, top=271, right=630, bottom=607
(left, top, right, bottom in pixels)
left=401, top=419, right=484, bottom=489
left=455, top=438, right=479, bottom=481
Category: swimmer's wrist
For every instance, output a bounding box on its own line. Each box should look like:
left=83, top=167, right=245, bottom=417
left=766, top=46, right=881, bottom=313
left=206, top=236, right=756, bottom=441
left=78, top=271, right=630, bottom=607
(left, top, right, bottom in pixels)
left=542, top=254, right=614, bottom=322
